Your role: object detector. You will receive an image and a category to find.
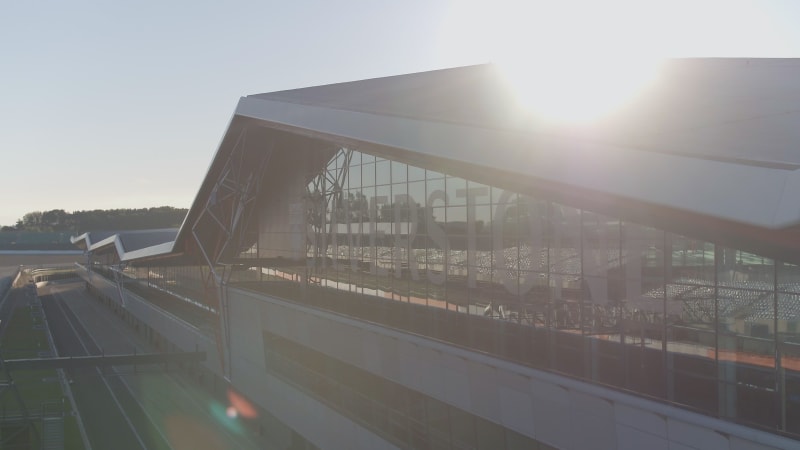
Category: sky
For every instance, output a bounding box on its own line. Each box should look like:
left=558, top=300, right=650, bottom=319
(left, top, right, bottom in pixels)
left=1, top=0, right=799, bottom=227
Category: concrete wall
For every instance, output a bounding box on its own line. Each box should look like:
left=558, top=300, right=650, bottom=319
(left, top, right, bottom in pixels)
left=257, top=148, right=309, bottom=260
left=227, top=286, right=799, bottom=450
left=76, top=265, right=222, bottom=376
left=227, top=281, right=396, bottom=449
left=256, top=141, right=337, bottom=261
left=78, top=264, right=799, bottom=449
left=78, top=264, right=390, bottom=448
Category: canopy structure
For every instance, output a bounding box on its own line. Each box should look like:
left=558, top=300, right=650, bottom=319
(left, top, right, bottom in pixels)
left=68, top=60, right=800, bottom=441
left=71, top=229, right=178, bottom=262
left=75, top=58, right=800, bottom=265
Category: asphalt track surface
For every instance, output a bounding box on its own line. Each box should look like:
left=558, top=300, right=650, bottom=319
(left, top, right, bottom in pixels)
left=39, top=281, right=266, bottom=450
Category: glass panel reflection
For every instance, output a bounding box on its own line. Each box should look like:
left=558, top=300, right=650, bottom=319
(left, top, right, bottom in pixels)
left=218, top=147, right=799, bottom=435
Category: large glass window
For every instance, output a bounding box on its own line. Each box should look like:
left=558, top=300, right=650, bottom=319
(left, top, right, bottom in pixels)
left=777, top=263, right=800, bottom=433
left=90, top=144, right=799, bottom=439
left=225, top=146, right=800, bottom=437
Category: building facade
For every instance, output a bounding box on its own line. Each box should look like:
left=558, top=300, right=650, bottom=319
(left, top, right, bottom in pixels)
left=75, top=61, right=800, bottom=449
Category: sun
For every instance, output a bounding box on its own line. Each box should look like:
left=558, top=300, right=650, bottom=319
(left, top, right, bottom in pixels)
left=498, top=55, right=664, bottom=124
left=438, top=0, right=667, bottom=124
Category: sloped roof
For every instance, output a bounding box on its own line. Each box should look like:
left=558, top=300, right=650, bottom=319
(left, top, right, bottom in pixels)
left=77, top=59, right=800, bottom=265
left=251, top=64, right=527, bottom=132
left=70, top=231, right=118, bottom=250
left=254, top=60, right=800, bottom=169
left=71, top=229, right=178, bottom=260
left=239, top=59, right=800, bottom=230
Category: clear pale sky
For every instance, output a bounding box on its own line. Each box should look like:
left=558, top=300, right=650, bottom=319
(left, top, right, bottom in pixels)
left=1, top=0, right=799, bottom=227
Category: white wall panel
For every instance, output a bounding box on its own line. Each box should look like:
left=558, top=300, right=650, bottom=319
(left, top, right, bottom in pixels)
left=285, top=305, right=310, bottom=348
left=570, top=391, right=617, bottom=450
left=229, top=291, right=265, bottom=367
left=338, top=322, right=366, bottom=365
left=668, top=418, right=731, bottom=450
left=497, top=385, right=535, bottom=436
left=441, top=363, right=472, bottom=412
left=614, top=403, right=667, bottom=439
left=262, top=302, right=289, bottom=338
left=668, top=442, right=704, bottom=450
left=395, top=338, right=420, bottom=388
left=439, top=352, right=471, bottom=411
left=730, top=436, right=787, bottom=450
left=304, top=309, right=328, bottom=349
left=467, top=360, right=501, bottom=419
left=378, top=335, right=401, bottom=382
left=361, top=331, right=382, bottom=374
left=235, top=287, right=799, bottom=449
left=415, top=346, right=444, bottom=398
left=530, top=379, right=572, bottom=449
left=615, top=424, right=668, bottom=450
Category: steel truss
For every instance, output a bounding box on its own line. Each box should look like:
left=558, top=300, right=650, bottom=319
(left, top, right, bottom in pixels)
left=110, top=262, right=128, bottom=308
left=306, top=148, right=352, bottom=265
left=192, top=129, right=272, bottom=379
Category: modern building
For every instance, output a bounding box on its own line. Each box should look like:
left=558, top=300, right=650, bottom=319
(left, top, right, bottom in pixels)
left=73, top=60, right=800, bottom=449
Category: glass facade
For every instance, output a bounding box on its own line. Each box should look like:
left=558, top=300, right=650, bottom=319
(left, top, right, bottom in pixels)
left=259, top=147, right=800, bottom=436
left=97, top=145, right=800, bottom=438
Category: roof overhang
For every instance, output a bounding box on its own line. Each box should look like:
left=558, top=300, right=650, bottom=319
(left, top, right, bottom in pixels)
left=234, top=78, right=800, bottom=231
left=71, top=229, right=180, bottom=264
left=77, top=59, right=800, bottom=266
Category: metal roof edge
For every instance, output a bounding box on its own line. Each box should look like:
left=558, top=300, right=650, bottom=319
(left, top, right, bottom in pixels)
left=88, top=235, right=118, bottom=252
left=173, top=102, right=247, bottom=252
left=122, top=240, right=176, bottom=262
left=234, top=96, right=796, bottom=230
left=771, top=168, right=800, bottom=228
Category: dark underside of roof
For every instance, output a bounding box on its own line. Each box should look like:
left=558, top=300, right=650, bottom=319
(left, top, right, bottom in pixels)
left=253, top=59, right=800, bottom=168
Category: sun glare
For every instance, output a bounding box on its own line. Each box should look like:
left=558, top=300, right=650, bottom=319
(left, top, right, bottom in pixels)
left=498, top=56, right=664, bottom=124
left=440, top=1, right=670, bottom=124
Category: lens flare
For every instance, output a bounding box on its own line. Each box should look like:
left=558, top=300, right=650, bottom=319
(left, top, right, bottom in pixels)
left=226, top=406, right=238, bottom=419
left=209, top=401, right=244, bottom=434
left=227, top=389, right=258, bottom=419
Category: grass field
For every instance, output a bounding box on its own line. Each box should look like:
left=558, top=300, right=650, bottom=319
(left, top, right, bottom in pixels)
left=0, top=301, right=61, bottom=412
left=0, top=280, right=85, bottom=449
left=0, top=253, right=82, bottom=269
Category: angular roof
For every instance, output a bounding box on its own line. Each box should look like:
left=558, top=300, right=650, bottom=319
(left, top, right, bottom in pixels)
left=70, top=230, right=117, bottom=250
left=240, top=59, right=800, bottom=229
left=251, top=64, right=526, bottom=132
left=76, top=59, right=800, bottom=264
left=71, top=228, right=178, bottom=261
left=253, top=59, right=800, bottom=169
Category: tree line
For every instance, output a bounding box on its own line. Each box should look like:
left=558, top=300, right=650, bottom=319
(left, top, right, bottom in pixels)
left=1, top=207, right=189, bottom=233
